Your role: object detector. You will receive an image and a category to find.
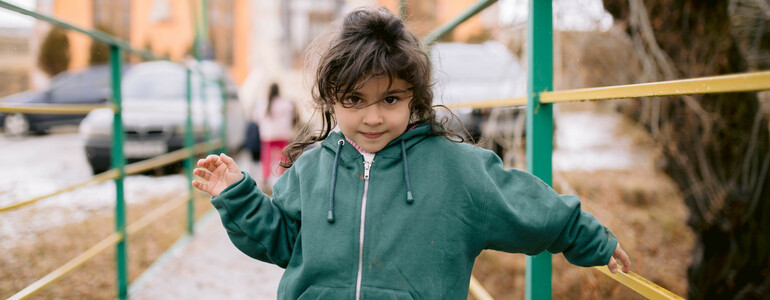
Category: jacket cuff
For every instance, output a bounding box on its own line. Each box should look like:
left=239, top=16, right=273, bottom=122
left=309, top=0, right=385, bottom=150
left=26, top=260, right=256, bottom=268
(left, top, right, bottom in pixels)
left=210, top=171, right=252, bottom=210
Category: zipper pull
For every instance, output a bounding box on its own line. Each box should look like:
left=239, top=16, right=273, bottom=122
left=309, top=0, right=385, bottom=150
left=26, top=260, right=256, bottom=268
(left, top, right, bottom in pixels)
left=363, top=161, right=372, bottom=180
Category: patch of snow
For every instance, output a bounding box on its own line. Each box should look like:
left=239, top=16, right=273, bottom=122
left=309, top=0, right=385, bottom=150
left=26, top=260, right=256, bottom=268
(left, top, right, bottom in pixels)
left=0, top=133, right=186, bottom=249
left=554, top=111, right=646, bottom=172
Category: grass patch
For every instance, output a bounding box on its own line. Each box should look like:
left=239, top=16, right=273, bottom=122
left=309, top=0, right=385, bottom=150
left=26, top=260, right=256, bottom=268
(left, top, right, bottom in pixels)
left=0, top=190, right=213, bottom=299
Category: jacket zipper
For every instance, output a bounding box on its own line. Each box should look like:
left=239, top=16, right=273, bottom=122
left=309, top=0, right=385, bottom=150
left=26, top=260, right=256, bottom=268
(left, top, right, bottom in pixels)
left=355, top=158, right=373, bottom=300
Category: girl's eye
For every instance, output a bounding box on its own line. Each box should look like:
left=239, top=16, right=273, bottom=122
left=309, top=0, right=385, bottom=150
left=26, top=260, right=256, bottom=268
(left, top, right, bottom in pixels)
left=382, top=97, right=399, bottom=105
left=342, top=96, right=363, bottom=107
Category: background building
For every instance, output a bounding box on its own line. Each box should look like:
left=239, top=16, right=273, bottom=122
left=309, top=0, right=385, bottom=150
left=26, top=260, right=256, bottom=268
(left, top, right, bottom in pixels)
left=28, top=0, right=498, bottom=113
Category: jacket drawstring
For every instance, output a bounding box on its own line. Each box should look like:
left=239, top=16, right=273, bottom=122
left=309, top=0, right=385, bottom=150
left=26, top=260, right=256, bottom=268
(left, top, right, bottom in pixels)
left=328, top=139, right=344, bottom=223
left=401, top=140, right=414, bottom=204
left=328, top=138, right=413, bottom=223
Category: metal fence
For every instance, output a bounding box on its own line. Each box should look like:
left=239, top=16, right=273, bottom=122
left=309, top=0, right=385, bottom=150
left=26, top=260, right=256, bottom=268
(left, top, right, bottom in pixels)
left=0, top=1, right=228, bottom=299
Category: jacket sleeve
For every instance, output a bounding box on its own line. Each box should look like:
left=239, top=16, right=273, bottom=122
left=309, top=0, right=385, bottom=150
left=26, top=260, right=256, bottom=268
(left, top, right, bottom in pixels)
left=478, top=151, right=617, bottom=267
left=210, top=171, right=300, bottom=268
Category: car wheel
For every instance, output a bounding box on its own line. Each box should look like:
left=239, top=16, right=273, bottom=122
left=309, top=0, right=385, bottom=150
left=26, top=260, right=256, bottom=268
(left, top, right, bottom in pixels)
left=3, top=113, right=30, bottom=138
left=90, top=163, right=110, bottom=175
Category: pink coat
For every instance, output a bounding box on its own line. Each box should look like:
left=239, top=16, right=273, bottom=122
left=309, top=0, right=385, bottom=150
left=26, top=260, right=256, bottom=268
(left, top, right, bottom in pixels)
left=254, top=97, right=295, bottom=142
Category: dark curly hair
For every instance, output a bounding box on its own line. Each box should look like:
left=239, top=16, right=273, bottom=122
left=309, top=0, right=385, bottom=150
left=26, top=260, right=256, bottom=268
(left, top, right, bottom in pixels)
left=281, top=6, right=463, bottom=168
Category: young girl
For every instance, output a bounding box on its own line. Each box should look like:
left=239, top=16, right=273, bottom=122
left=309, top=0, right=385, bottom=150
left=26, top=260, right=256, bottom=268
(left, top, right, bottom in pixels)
left=193, top=6, right=630, bottom=299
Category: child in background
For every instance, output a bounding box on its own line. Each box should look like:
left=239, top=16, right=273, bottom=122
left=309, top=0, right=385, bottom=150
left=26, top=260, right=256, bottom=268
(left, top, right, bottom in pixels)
left=193, top=6, right=630, bottom=300
left=253, top=82, right=296, bottom=187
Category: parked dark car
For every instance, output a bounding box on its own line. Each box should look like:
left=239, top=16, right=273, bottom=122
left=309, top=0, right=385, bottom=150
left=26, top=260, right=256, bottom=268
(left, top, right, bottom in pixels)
left=0, top=65, right=116, bottom=138
left=431, top=41, right=526, bottom=164
left=78, top=60, right=247, bottom=174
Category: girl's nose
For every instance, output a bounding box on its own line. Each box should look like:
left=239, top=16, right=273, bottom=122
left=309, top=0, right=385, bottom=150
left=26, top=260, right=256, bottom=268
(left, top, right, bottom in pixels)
left=362, top=105, right=384, bottom=126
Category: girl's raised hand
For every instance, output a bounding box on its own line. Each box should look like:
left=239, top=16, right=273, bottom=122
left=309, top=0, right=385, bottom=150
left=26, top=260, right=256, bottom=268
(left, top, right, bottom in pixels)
left=192, top=153, right=243, bottom=197
left=607, top=243, right=631, bottom=274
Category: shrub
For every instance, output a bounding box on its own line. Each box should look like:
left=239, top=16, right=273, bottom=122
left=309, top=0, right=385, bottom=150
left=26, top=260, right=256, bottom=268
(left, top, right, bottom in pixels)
left=38, top=27, right=71, bottom=77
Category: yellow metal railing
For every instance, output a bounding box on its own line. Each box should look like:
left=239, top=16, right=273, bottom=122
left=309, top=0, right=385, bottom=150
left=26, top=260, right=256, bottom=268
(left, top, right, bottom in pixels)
left=0, top=104, right=116, bottom=114
left=6, top=195, right=190, bottom=300
left=593, top=267, right=685, bottom=300
left=0, top=139, right=222, bottom=213
left=6, top=233, right=124, bottom=300
left=540, top=71, right=770, bottom=103
left=455, top=69, right=770, bottom=300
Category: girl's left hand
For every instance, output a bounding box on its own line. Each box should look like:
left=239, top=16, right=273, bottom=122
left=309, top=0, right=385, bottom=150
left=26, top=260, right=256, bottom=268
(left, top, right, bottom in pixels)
left=192, top=153, right=243, bottom=197
left=607, top=243, right=631, bottom=274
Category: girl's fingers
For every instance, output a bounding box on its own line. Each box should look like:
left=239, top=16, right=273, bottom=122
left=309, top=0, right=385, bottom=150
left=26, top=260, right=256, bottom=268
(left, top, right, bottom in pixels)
left=198, top=154, right=217, bottom=167
left=607, top=257, right=619, bottom=274
left=193, top=168, right=211, bottom=181
left=192, top=180, right=207, bottom=192
left=616, top=246, right=631, bottom=273
left=220, top=153, right=240, bottom=173
left=203, top=156, right=223, bottom=172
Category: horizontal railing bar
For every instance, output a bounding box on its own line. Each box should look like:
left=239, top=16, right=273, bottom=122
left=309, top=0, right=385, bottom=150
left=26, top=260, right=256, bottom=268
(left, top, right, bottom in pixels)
left=0, top=140, right=222, bottom=213
left=541, top=70, right=770, bottom=103
left=9, top=194, right=190, bottom=299
left=445, top=97, right=527, bottom=109
left=7, top=232, right=123, bottom=300
left=124, top=149, right=192, bottom=175
left=469, top=275, right=494, bottom=300
left=0, top=169, right=119, bottom=212
left=592, top=267, right=685, bottom=300
left=0, top=104, right=116, bottom=114
left=422, top=0, right=498, bottom=45
left=0, top=1, right=161, bottom=60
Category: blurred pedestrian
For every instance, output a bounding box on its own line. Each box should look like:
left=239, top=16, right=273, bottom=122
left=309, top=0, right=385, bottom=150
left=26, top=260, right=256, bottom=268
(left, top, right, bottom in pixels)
left=243, top=106, right=261, bottom=172
left=253, top=82, right=295, bottom=187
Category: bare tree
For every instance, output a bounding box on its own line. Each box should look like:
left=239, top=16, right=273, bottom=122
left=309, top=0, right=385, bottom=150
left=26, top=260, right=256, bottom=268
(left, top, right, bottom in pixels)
left=603, top=0, right=770, bottom=298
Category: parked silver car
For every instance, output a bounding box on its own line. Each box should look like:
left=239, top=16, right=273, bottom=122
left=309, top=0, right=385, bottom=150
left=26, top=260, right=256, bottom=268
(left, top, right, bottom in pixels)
left=78, top=60, right=247, bottom=174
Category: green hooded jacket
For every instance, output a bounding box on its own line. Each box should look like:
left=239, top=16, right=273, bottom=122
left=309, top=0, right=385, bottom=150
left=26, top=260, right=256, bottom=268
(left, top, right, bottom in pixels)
left=211, top=123, right=617, bottom=299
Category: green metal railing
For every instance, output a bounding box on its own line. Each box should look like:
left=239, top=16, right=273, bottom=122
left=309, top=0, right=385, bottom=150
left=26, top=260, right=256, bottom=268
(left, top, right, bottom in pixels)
left=0, top=1, right=229, bottom=299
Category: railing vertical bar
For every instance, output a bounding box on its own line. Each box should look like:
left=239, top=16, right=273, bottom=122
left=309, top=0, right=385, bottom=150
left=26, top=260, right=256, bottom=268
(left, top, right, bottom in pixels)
left=185, top=69, right=196, bottom=235
left=109, top=44, right=129, bottom=300
left=399, top=0, right=407, bottom=19
left=525, top=0, right=554, bottom=299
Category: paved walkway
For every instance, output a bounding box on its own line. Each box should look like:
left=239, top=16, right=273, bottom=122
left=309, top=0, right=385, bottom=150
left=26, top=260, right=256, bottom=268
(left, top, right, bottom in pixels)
left=130, top=211, right=284, bottom=299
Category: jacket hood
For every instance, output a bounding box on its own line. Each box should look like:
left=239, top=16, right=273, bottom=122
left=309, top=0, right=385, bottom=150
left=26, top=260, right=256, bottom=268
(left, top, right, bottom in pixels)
left=320, top=122, right=434, bottom=159
left=319, top=122, right=434, bottom=223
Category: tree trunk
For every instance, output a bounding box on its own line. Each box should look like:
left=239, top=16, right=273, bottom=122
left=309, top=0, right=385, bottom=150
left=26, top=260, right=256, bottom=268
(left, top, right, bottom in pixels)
left=603, top=0, right=770, bottom=298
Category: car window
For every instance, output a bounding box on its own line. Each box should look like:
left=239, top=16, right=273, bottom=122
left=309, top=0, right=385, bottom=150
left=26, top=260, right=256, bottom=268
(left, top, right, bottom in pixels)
left=47, top=67, right=112, bottom=102
left=49, top=73, right=88, bottom=102
left=123, top=68, right=225, bottom=100
left=123, top=71, right=186, bottom=99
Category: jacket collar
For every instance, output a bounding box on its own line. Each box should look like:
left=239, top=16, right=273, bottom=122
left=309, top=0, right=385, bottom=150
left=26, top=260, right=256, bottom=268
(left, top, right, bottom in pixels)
left=321, top=122, right=433, bottom=162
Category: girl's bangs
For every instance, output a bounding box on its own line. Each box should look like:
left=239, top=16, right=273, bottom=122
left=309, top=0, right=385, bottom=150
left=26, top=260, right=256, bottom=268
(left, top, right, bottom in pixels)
left=333, top=49, right=409, bottom=97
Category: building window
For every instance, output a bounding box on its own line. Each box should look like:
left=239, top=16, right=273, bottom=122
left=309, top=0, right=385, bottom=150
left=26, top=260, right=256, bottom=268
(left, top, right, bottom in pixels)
left=92, top=0, right=131, bottom=39
left=208, top=0, right=234, bottom=66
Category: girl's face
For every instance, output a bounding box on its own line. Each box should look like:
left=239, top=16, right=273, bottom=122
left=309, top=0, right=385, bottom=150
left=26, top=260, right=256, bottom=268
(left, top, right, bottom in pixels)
left=333, top=75, right=413, bottom=153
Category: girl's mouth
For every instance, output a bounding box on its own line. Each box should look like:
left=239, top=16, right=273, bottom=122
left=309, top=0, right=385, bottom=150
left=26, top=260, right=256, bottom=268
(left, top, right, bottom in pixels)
left=361, top=132, right=383, bottom=139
